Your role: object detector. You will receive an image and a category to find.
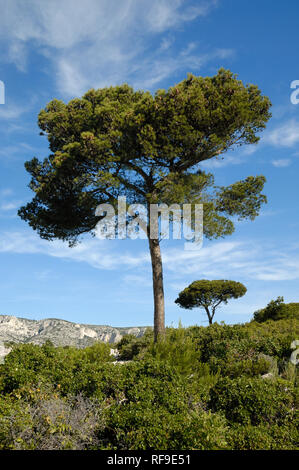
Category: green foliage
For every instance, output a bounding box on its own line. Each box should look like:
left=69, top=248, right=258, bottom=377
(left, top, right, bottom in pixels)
left=106, top=405, right=227, bottom=450
left=253, top=296, right=299, bottom=323
left=118, top=318, right=299, bottom=376
left=141, top=327, right=213, bottom=379
left=175, top=279, right=247, bottom=324
left=188, top=318, right=299, bottom=369
left=0, top=341, right=112, bottom=396
left=117, top=329, right=153, bottom=360
left=97, top=358, right=226, bottom=450
left=0, top=317, right=298, bottom=450
left=209, top=376, right=296, bottom=426
left=19, top=69, right=271, bottom=244
left=216, top=176, right=267, bottom=221
left=220, top=357, right=271, bottom=378
left=227, top=423, right=299, bottom=450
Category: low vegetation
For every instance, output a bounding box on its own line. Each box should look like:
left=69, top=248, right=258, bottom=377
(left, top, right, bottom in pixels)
left=253, top=296, right=299, bottom=323
left=0, top=306, right=298, bottom=450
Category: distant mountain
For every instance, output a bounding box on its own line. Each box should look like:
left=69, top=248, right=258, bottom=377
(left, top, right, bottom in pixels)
left=0, top=315, right=149, bottom=360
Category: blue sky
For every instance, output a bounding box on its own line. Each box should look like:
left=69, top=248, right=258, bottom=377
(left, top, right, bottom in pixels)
left=0, top=0, right=298, bottom=327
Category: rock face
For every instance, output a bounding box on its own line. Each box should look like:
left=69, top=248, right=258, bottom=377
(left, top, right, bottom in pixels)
left=0, top=315, right=149, bottom=361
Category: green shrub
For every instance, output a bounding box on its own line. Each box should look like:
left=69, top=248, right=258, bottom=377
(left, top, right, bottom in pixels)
left=105, top=404, right=228, bottom=450
left=209, top=376, right=296, bottom=426
left=253, top=297, right=299, bottom=323
left=227, top=423, right=299, bottom=450
left=141, top=327, right=211, bottom=378
left=116, top=329, right=153, bottom=360
left=0, top=320, right=298, bottom=450
left=98, top=358, right=227, bottom=450
left=221, top=357, right=271, bottom=378
left=188, top=318, right=298, bottom=369
left=0, top=341, right=112, bottom=395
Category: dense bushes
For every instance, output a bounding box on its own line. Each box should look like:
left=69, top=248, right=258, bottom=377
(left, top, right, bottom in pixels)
left=116, top=329, right=153, bottom=360
left=253, top=297, right=299, bottom=323
left=99, top=359, right=226, bottom=450
left=0, top=318, right=298, bottom=450
left=1, top=341, right=112, bottom=396
left=208, top=375, right=298, bottom=449
left=106, top=405, right=227, bottom=450
left=209, top=376, right=296, bottom=425
left=227, top=423, right=299, bottom=450
left=118, top=318, right=298, bottom=376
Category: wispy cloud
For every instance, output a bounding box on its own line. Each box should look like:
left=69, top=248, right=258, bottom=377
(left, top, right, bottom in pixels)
left=0, top=188, right=22, bottom=213
left=0, top=0, right=226, bottom=97
left=0, top=201, right=21, bottom=211
left=0, top=188, right=14, bottom=197
left=272, top=159, right=292, bottom=168
left=162, top=241, right=299, bottom=281
left=0, top=142, right=35, bottom=160
left=0, top=103, right=29, bottom=120
left=122, top=273, right=152, bottom=287
left=200, top=153, right=242, bottom=169
left=264, top=119, right=299, bottom=148
left=0, top=230, right=299, bottom=282
left=0, top=231, right=149, bottom=270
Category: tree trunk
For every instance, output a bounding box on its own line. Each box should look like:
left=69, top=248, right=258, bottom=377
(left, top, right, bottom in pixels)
left=204, top=306, right=213, bottom=325
left=148, top=236, right=165, bottom=342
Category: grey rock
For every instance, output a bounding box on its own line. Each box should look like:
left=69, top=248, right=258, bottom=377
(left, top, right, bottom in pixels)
left=109, top=348, right=120, bottom=358
left=0, top=315, right=149, bottom=361
left=261, top=372, right=275, bottom=380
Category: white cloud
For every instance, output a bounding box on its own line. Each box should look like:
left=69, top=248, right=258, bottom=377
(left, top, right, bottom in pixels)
left=0, top=0, right=225, bottom=96
left=144, top=0, right=217, bottom=32
left=200, top=154, right=242, bottom=169
left=264, top=119, right=299, bottom=148
left=0, top=231, right=149, bottom=270
left=0, top=189, right=22, bottom=215
left=0, top=142, right=35, bottom=160
left=122, top=273, right=152, bottom=287
left=0, top=188, right=13, bottom=197
left=0, top=103, right=28, bottom=120
left=7, top=40, right=28, bottom=71
left=0, top=0, right=217, bottom=49
left=162, top=241, right=299, bottom=282
left=0, top=230, right=299, bottom=282
left=272, top=159, right=292, bottom=168
left=0, top=201, right=21, bottom=211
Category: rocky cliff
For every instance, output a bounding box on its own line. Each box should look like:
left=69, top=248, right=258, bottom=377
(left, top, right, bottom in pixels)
left=0, top=315, right=148, bottom=360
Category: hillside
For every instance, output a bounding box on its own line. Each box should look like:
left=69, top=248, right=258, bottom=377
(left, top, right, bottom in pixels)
left=0, top=315, right=148, bottom=360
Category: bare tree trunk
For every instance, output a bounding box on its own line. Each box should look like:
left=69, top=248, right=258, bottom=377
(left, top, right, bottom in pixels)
left=204, top=306, right=213, bottom=325
left=148, top=236, right=165, bottom=342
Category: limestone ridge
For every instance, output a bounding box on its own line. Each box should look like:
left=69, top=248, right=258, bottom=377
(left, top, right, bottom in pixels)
left=0, top=315, right=148, bottom=359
